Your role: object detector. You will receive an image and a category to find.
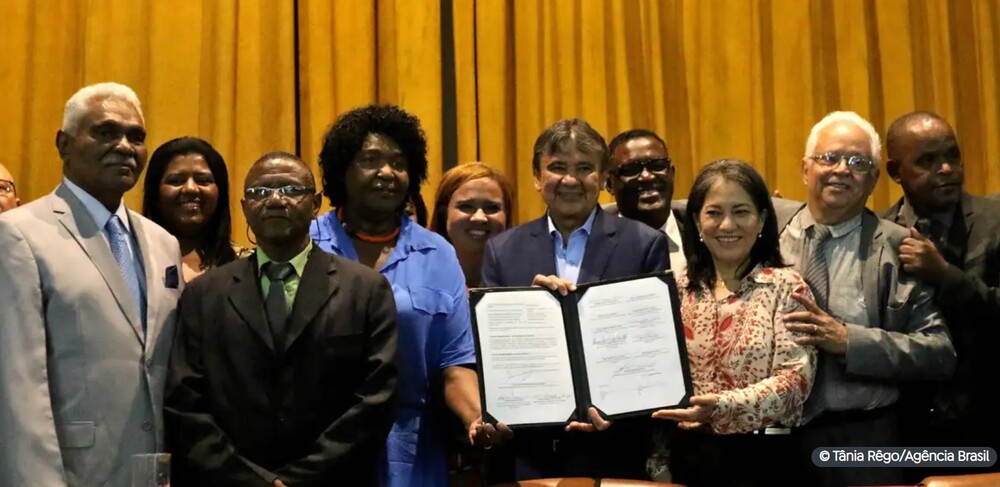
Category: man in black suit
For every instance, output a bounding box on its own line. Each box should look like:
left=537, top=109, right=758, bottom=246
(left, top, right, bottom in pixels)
left=165, top=152, right=399, bottom=486
left=604, top=129, right=686, bottom=276
left=481, top=119, right=670, bottom=481
left=882, top=112, right=1000, bottom=475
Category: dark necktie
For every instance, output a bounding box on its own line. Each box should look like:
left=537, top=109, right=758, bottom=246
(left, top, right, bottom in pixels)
left=800, top=224, right=833, bottom=310
left=105, top=215, right=146, bottom=333
left=916, top=217, right=946, bottom=248
left=263, top=262, right=295, bottom=348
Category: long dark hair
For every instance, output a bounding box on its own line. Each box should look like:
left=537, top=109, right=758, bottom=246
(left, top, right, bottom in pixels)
left=142, top=136, right=237, bottom=267
left=682, top=159, right=785, bottom=290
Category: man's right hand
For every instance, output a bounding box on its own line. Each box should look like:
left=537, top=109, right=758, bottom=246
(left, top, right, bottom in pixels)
left=531, top=274, right=576, bottom=296
left=273, top=480, right=287, bottom=487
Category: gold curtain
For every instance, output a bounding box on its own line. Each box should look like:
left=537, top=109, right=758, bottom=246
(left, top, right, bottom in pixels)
left=298, top=0, right=444, bottom=216
left=0, top=0, right=298, bottom=246
left=3, top=0, right=999, bottom=240
left=454, top=0, right=1000, bottom=224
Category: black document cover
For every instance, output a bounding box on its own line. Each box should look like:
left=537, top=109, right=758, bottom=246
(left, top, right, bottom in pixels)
left=469, top=271, right=693, bottom=428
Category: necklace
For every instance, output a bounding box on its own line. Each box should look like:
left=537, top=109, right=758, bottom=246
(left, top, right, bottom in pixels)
left=337, top=208, right=400, bottom=243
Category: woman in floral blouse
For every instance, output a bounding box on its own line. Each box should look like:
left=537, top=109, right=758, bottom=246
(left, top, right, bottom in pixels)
left=651, top=159, right=817, bottom=486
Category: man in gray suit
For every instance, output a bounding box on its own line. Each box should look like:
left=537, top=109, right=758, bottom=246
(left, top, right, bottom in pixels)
left=0, top=82, right=182, bottom=486
left=881, top=111, right=1000, bottom=476
left=774, top=111, right=955, bottom=487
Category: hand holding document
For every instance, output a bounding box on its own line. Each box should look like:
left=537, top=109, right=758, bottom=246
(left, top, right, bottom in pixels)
left=470, top=272, right=693, bottom=428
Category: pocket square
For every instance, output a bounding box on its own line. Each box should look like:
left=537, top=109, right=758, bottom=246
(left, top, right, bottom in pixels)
left=165, top=265, right=180, bottom=289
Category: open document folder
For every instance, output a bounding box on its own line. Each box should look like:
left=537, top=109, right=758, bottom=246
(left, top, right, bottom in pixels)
left=469, top=271, right=693, bottom=428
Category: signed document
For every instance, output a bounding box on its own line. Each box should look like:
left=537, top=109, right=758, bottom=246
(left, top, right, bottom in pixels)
left=470, top=272, right=692, bottom=427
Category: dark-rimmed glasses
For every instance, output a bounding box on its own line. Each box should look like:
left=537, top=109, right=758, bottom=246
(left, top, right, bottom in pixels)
left=810, top=152, right=874, bottom=174
left=613, top=157, right=672, bottom=179
left=244, top=185, right=315, bottom=201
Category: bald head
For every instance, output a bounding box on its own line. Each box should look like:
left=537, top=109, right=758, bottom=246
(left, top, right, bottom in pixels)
left=0, top=162, right=20, bottom=213
left=885, top=112, right=963, bottom=213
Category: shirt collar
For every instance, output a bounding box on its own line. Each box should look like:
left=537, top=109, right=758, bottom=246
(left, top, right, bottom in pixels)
left=257, top=240, right=313, bottom=277
left=797, top=208, right=862, bottom=239
left=62, top=177, right=131, bottom=233
left=547, top=207, right=598, bottom=239
left=900, top=198, right=955, bottom=232
left=312, top=211, right=436, bottom=255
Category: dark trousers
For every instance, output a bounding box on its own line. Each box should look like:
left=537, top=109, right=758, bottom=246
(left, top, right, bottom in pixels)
left=668, top=427, right=799, bottom=487
left=796, top=406, right=903, bottom=487
left=485, top=418, right=651, bottom=482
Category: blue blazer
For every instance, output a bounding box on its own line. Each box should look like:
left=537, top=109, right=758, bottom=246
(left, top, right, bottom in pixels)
left=478, top=208, right=671, bottom=481
left=481, top=208, right=671, bottom=288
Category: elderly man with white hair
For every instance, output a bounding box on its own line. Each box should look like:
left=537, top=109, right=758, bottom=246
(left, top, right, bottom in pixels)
left=771, top=111, right=956, bottom=487
left=0, top=82, right=182, bottom=486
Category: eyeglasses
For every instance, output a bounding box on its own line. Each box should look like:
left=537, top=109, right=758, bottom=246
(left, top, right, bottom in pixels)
left=244, top=185, right=315, bottom=201
left=0, top=179, right=14, bottom=195
left=810, top=152, right=875, bottom=173
left=613, top=157, right=672, bottom=178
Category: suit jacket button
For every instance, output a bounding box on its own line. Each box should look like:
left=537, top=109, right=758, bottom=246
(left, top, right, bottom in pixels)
left=145, top=358, right=153, bottom=367
left=141, top=421, right=153, bottom=432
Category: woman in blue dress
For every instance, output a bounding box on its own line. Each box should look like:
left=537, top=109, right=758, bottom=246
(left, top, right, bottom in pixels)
left=310, top=104, right=500, bottom=487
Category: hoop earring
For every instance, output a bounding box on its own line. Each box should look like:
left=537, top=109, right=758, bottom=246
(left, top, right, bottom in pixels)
left=245, top=225, right=257, bottom=246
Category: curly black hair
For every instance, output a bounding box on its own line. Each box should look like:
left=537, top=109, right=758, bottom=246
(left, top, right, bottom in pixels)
left=318, top=104, right=429, bottom=209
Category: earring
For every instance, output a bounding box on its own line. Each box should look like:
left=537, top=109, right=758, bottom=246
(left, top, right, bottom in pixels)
left=699, top=234, right=704, bottom=242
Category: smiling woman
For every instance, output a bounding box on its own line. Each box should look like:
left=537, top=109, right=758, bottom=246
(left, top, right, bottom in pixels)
left=142, top=136, right=250, bottom=282
left=310, top=104, right=499, bottom=487
left=649, top=159, right=817, bottom=487
left=430, top=162, right=514, bottom=288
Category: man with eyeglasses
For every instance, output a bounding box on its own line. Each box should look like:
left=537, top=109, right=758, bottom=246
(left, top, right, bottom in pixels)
left=605, top=129, right=687, bottom=276
left=0, top=162, right=20, bottom=212
left=165, top=151, right=399, bottom=486
left=772, top=111, right=955, bottom=487
left=880, top=112, right=1000, bottom=477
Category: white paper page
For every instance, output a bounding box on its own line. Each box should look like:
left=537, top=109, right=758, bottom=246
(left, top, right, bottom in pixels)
left=475, top=290, right=577, bottom=426
left=577, top=277, right=687, bottom=415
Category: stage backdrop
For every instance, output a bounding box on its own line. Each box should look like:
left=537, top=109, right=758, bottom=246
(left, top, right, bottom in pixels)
left=3, top=0, right=999, bottom=246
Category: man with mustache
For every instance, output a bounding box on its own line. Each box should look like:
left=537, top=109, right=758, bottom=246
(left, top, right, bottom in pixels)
left=0, top=162, right=20, bottom=213
left=166, top=152, right=399, bottom=486
left=604, top=129, right=687, bottom=276
left=0, top=82, right=183, bottom=486
left=773, top=111, right=955, bottom=487
left=881, top=112, right=1000, bottom=476
left=481, top=118, right=670, bottom=481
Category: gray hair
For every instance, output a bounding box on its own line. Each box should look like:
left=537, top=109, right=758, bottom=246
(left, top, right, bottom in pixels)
left=804, top=111, right=882, bottom=168
left=62, top=82, right=144, bottom=134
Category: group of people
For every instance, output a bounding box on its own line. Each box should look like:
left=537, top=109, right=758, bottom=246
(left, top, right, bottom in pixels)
left=0, top=81, right=996, bottom=487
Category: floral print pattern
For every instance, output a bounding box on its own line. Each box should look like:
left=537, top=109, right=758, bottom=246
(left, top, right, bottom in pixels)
left=678, top=265, right=817, bottom=434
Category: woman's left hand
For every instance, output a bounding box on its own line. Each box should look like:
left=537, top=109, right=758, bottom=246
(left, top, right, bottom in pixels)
left=468, top=417, right=513, bottom=448
left=651, top=394, right=720, bottom=424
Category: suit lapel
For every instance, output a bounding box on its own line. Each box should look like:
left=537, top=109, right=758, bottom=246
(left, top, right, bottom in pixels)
left=884, top=199, right=905, bottom=226
left=228, top=254, right=275, bottom=351
left=283, top=249, right=338, bottom=352
left=54, top=185, right=144, bottom=344
left=860, top=211, right=882, bottom=327
left=579, top=210, right=617, bottom=284
left=946, top=193, right=974, bottom=265
left=526, top=217, right=557, bottom=280
left=130, top=213, right=158, bottom=351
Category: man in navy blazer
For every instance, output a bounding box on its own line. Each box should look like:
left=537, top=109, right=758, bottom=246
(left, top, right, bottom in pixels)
left=481, top=118, right=670, bottom=481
